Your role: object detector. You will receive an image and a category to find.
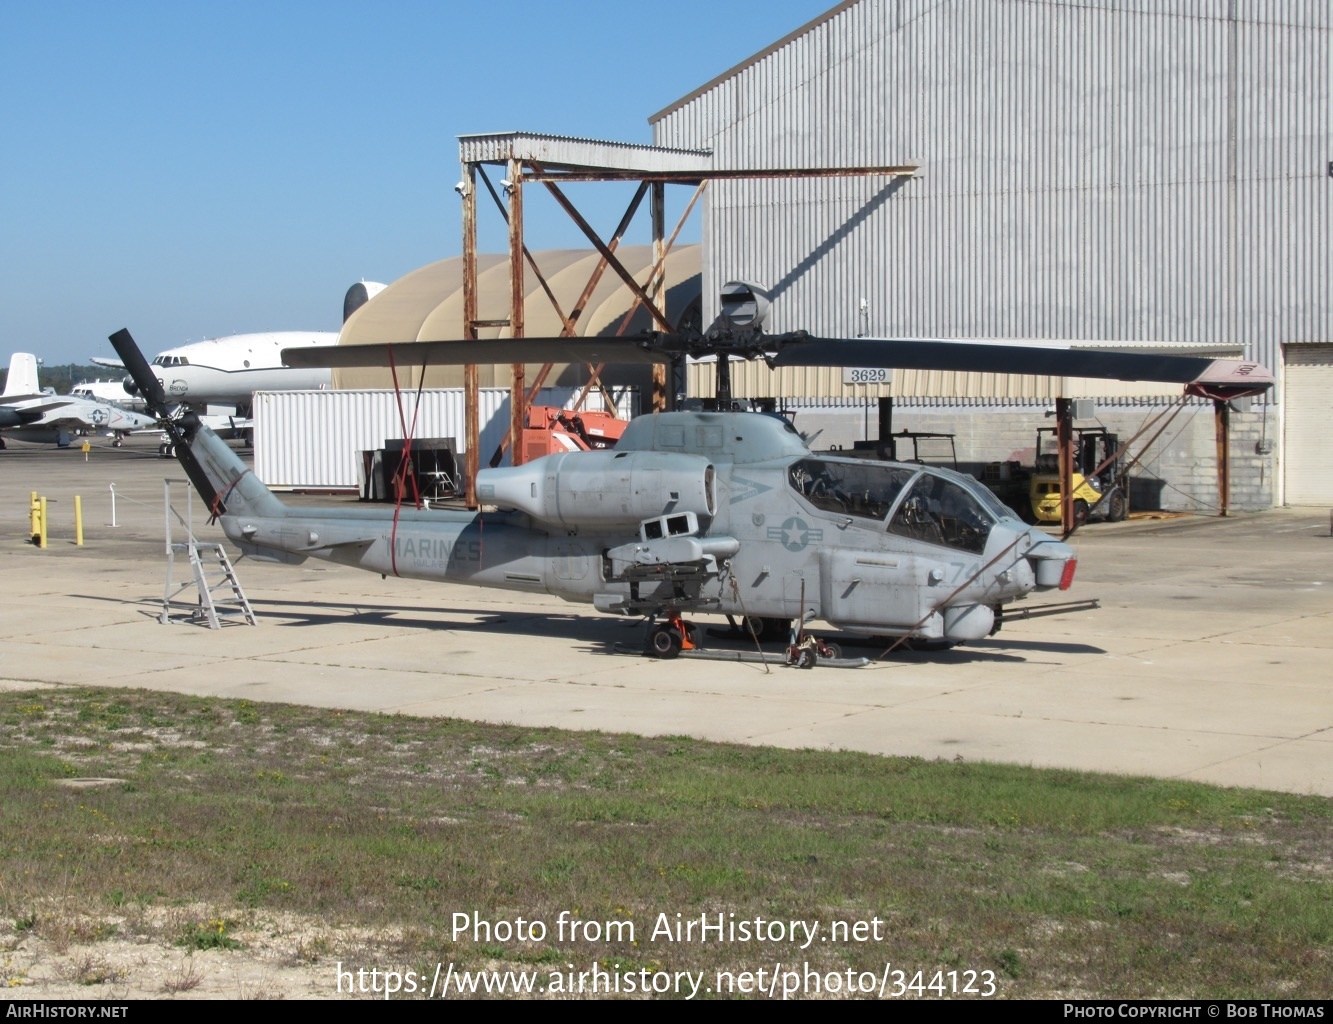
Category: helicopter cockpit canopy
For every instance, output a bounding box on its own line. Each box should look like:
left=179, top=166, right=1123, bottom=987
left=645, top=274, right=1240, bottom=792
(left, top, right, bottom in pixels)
left=788, top=457, right=916, bottom=521
left=788, top=457, right=1016, bottom=556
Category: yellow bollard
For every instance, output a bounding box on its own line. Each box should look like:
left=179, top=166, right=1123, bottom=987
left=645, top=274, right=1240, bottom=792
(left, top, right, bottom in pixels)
left=39, top=496, right=48, bottom=549
left=75, top=495, right=84, bottom=546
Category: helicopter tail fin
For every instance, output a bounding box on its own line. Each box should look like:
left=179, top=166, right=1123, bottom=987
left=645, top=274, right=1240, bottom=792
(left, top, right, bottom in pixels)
left=181, top=413, right=289, bottom=520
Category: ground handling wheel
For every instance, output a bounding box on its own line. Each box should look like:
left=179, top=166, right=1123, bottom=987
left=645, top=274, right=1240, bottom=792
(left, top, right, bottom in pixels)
left=646, top=625, right=683, bottom=659
left=784, top=641, right=819, bottom=669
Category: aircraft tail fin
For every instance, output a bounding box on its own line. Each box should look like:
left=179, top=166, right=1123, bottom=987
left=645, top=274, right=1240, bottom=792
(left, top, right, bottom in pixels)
left=179, top=413, right=289, bottom=520
left=2, top=354, right=40, bottom=398
left=343, top=281, right=387, bottom=323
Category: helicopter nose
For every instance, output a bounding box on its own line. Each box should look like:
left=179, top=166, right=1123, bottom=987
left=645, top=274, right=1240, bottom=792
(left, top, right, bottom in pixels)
left=1025, top=534, right=1077, bottom=590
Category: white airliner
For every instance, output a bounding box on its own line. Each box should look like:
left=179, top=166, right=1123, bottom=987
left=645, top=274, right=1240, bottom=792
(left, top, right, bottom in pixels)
left=121, top=331, right=340, bottom=414
left=92, top=281, right=386, bottom=417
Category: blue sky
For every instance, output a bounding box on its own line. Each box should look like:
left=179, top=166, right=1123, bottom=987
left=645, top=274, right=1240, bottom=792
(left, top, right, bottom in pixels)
left=0, top=0, right=832, bottom=366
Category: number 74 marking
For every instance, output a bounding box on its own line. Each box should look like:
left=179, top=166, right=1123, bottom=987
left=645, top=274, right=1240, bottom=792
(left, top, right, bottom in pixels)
left=949, top=561, right=981, bottom=583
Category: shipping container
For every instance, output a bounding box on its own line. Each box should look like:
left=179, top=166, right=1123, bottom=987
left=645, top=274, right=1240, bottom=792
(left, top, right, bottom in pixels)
left=253, top=387, right=632, bottom=490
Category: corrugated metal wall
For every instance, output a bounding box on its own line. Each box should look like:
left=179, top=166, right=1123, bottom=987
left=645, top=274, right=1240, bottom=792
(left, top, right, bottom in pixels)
left=653, top=0, right=1330, bottom=402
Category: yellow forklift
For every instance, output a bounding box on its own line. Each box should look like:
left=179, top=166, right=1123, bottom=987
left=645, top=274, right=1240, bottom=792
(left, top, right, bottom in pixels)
left=1028, top=426, right=1129, bottom=526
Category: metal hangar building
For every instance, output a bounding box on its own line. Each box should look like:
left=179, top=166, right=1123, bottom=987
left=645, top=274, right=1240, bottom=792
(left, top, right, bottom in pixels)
left=647, top=0, right=1330, bottom=509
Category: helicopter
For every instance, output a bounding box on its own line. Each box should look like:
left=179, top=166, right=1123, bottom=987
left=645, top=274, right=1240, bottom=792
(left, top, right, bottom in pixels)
left=109, top=286, right=1272, bottom=658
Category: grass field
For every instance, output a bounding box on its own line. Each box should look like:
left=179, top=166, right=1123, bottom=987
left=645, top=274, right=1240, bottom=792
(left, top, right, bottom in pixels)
left=1, top=686, right=1329, bottom=999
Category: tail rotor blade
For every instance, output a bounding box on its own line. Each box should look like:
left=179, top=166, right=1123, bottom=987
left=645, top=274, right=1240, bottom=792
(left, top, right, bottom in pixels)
left=107, top=329, right=224, bottom=513
left=108, top=328, right=170, bottom=415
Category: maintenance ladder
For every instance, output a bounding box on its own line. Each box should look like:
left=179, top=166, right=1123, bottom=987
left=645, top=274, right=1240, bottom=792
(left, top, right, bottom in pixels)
left=161, top=479, right=256, bottom=629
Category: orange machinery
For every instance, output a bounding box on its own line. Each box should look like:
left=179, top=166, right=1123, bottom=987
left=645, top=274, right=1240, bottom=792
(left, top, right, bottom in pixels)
left=519, top=406, right=629, bottom=463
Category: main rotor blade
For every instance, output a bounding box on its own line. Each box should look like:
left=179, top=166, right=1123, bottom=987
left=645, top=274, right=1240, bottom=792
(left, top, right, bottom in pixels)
left=767, top=337, right=1274, bottom=399
left=283, top=331, right=1273, bottom=401
left=281, top=337, right=672, bottom=369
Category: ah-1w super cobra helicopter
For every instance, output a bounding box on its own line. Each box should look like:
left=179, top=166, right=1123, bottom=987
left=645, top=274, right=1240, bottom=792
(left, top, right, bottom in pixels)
left=110, top=286, right=1272, bottom=658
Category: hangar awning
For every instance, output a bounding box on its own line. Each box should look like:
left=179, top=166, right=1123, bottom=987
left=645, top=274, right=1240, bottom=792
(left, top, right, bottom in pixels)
left=458, top=132, right=714, bottom=180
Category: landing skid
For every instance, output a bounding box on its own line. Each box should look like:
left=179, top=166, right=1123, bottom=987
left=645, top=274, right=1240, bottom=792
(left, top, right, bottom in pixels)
left=612, top=643, right=870, bottom=668
left=624, top=610, right=869, bottom=667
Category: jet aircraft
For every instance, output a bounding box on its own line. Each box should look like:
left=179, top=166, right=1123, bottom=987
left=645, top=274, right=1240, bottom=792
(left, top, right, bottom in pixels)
left=110, top=300, right=1272, bottom=656
left=1, top=353, right=66, bottom=431
left=1, top=353, right=156, bottom=448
